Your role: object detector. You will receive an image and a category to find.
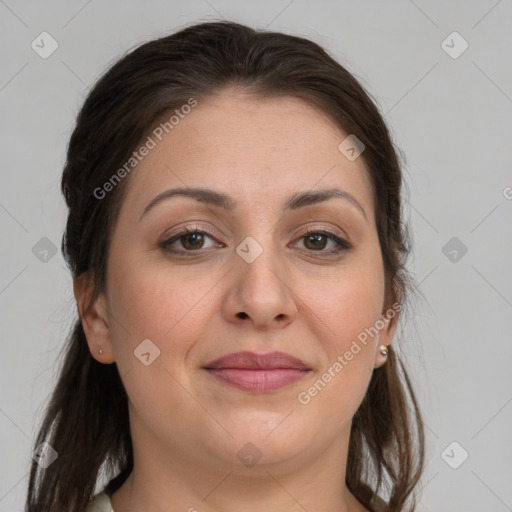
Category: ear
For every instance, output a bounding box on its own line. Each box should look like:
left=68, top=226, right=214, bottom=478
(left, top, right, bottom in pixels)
left=373, top=300, right=400, bottom=369
left=73, top=273, right=115, bottom=364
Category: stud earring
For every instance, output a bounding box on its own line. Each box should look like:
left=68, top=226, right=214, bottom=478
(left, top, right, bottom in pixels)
left=98, top=348, right=103, bottom=355
left=379, top=344, right=389, bottom=357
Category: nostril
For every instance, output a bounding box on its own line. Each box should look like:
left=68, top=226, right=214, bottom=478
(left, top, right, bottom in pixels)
left=237, top=312, right=248, bottom=319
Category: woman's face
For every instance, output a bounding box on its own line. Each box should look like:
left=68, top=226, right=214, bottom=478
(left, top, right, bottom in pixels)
left=80, top=88, right=396, bottom=476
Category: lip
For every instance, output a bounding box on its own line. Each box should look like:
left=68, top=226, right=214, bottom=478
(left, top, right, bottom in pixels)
left=203, top=351, right=312, bottom=392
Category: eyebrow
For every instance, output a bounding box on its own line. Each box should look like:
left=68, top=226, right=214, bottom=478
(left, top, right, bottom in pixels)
left=139, top=187, right=367, bottom=221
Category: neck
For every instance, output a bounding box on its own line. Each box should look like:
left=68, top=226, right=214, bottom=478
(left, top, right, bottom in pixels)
left=109, top=407, right=369, bottom=512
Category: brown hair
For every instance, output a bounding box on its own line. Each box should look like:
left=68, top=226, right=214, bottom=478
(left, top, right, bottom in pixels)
left=25, top=20, right=425, bottom=512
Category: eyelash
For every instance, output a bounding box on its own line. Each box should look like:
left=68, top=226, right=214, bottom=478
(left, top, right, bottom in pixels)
left=159, top=226, right=352, bottom=256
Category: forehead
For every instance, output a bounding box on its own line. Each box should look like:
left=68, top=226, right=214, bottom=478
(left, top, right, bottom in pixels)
left=118, top=88, right=374, bottom=220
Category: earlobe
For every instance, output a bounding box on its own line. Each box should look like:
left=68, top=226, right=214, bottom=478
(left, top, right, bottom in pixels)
left=373, top=306, right=399, bottom=369
left=73, top=274, right=115, bottom=364
left=374, top=343, right=389, bottom=369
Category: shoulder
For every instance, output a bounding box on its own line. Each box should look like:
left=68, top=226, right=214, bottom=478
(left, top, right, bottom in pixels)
left=85, top=491, right=114, bottom=512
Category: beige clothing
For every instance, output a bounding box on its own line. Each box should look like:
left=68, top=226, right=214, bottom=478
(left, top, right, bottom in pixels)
left=85, top=491, right=114, bottom=512
left=85, top=490, right=388, bottom=511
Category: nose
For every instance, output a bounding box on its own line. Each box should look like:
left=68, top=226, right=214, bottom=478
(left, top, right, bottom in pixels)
left=221, top=239, right=298, bottom=330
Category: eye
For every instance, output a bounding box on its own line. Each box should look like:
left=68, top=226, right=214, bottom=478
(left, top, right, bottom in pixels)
left=293, top=228, right=352, bottom=255
left=159, top=226, right=352, bottom=256
left=160, top=226, right=220, bottom=254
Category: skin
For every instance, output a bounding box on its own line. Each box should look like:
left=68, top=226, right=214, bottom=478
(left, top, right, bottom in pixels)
left=75, top=88, right=397, bottom=512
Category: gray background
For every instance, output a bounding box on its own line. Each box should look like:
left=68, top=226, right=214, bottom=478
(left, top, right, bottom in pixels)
left=1, top=1, right=511, bottom=511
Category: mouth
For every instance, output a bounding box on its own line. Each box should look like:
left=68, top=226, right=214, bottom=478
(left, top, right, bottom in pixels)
left=202, top=351, right=312, bottom=392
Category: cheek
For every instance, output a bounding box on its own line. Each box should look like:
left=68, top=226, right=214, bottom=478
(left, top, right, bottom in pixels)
left=293, top=248, right=384, bottom=419
left=105, top=260, right=220, bottom=427
left=106, top=254, right=223, bottom=367
left=294, top=277, right=383, bottom=433
left=303, top=255, right=385, bottom=358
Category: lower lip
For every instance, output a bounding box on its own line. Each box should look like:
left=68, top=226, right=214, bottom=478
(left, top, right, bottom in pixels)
left=205, top=368, right=310, bottom=392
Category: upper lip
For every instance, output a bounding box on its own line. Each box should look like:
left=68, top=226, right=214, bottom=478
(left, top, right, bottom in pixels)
left=203, top=351, right=312, bottom=370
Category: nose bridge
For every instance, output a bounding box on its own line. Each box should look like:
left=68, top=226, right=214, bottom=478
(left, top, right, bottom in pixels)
left=227, top=227, right=296, bottom=326
left=233, top=202, right=281, bottom=268
left=236, top=230, right=285, bottom=293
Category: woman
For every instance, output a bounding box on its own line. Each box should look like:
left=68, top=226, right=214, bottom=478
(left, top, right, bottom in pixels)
left=26, top=20, right=425, bottom=512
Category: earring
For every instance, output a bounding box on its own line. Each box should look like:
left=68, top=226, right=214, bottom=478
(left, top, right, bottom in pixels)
left=98, top=348, right=103, bottom=355
left=379, top=344, right=389, bottom=357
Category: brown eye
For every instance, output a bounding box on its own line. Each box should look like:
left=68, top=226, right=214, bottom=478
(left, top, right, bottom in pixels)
left=180, top=232, right=206, bottom=250
left=295, top=229, right=352, bottom=255
left=160, top=228, right=218, bottom=254
left=303, top=233, right=328, bottom=251
left=159, top=227, right=351, bottom=257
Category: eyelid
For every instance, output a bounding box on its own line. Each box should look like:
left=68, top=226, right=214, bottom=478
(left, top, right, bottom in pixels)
left=161, top=223, right=348, bottom=244
left=162, top=222, right=226, bottom=243
left=289, top=222, right=351, bottom=246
